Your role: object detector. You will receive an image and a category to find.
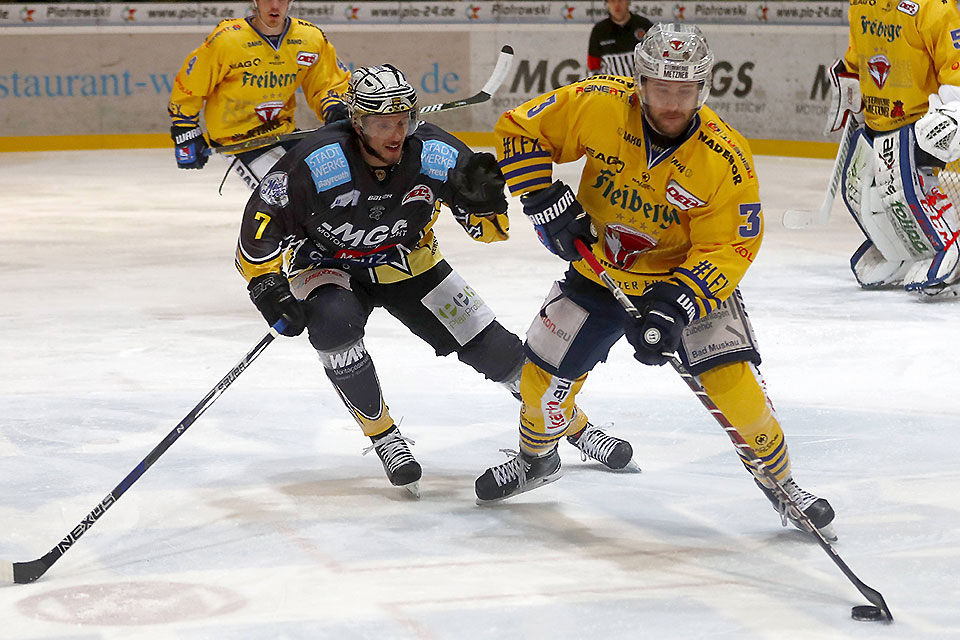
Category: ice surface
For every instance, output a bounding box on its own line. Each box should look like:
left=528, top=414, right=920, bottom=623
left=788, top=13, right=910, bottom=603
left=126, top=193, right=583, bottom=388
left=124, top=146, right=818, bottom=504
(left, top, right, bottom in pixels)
left=0, top=149, right=958, bottom=639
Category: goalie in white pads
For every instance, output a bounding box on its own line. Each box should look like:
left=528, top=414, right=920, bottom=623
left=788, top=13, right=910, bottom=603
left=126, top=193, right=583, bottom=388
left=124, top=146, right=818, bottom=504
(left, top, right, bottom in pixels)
left=827, top=0, right=960, bottom=298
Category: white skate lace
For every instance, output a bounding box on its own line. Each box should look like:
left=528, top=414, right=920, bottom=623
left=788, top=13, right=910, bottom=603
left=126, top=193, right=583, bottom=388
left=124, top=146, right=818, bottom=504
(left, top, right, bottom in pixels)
left=572, top=424, right=620, bottom=464
left=773, top=478, right=819, bottom=527
left=363, top=431, right=417, bottom=473
left=490, top=448, right=530, bottom=488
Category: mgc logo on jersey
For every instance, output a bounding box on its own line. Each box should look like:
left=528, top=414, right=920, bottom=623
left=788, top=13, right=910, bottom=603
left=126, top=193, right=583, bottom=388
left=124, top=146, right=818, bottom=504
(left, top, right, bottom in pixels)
left=665, top=180, right=706, bottom=210
left=297, top=51, right=319, bottom=66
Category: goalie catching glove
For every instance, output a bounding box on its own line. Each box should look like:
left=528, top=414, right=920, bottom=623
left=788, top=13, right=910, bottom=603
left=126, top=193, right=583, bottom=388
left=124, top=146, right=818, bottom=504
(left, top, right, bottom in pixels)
left=624, top=281, right=697, bottom=366
left=171, top=124, right=210, bottom=170
left=825, top=58, right=862, bottom=135
left=916, top=93, right=960, bottom=164
left=248, top=273, right=307, bottom=337
left=521, top=181, right=597, bottom=261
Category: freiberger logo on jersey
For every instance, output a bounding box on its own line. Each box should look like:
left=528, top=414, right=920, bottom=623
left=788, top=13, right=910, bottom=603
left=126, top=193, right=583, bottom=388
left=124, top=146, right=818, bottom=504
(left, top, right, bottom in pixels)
left=297, top=51, right=319, bottom=66
left=591, top=170, right=681, bottom=230
left=665, top=180, right=706, bottom=210
left=868, top=55, right=891, bottom=89
left=259, top=172, right=289, bottom=207
left=254, top=100, right=284, bottom=123
left=603, top=224, right=658, bottom=269
left=402, top=184, right=435, bottom=206
left=897, top=0, right=919, bottom=15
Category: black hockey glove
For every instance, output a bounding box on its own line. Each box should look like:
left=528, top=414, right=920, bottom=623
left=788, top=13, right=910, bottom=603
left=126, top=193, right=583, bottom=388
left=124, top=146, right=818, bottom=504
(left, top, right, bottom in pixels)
left=450, top=152, right=508, bottom=216
left=625, top=281, right=697, bottom=367
left=247, top=273, right=307, bottom=337
left=170, top=125, right=209, bottom=170
left=521, top=181, right=596, bottom=261
left=324, top=102, right=350, bottom=125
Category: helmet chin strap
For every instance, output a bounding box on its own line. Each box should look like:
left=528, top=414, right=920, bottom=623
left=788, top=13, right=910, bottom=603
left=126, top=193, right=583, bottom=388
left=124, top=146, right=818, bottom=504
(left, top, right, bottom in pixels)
left=357, top=128, right=403, bottom=168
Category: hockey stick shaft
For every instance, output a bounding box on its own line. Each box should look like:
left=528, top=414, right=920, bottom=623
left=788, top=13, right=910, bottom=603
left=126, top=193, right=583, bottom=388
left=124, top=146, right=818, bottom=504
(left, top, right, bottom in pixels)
left=782, top=115, right=859, bottom=229
left=212, top=45, right=514, bottom=155
left=572, top=239, right=893, bottom=620
left=1, top=320, right=286, bottom=585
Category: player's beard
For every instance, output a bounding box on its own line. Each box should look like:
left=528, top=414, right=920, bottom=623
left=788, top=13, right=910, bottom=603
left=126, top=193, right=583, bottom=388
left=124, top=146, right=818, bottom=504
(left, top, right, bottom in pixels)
left=359, top=133, right=403, bottom=167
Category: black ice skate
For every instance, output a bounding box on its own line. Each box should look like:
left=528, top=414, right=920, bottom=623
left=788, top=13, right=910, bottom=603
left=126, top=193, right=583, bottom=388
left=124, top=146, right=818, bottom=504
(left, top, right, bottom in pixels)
left=756, top=477, right=836, bottom=541
left=364, top=426, right=421, bottom=497
left=475, top=447, right=562, bottom=504
left=566, top=423, right=640, bottom=471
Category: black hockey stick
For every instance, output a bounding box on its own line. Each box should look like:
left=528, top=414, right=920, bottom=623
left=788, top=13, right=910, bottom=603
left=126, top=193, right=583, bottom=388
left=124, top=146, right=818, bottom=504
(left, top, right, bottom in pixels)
left=572, top=238, right=894, bottom=622
left=211, top=45, right=515, bottom=155
left=0, top=320, right=286, bottom=585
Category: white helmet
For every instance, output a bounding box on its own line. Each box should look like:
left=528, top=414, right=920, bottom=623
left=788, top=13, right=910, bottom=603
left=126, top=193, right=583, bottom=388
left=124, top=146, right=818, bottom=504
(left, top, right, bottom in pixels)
left=347, top=64, right=419, bottom=134
left=634, top=23, right=714, bottom=108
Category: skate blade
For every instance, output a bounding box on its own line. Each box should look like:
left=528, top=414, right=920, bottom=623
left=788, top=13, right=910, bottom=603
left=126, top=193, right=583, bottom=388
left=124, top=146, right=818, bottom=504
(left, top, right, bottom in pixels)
left=816, top=522, right=838, bottom=542
left=475, top=470, right=563, bottom=506
left=619, top=459, right=642, bottom=473
left=401, top=481, right=421, bottom=499
left=792, top=518, right=838, bottom=543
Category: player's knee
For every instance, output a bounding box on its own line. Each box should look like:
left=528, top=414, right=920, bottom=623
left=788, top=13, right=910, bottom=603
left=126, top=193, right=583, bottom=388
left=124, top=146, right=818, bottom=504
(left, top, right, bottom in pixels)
left=303, top=287, right=366, bottom=351
left=699, top=361, right=769, bottom=427
left=456, top=321, right=523, bottom=382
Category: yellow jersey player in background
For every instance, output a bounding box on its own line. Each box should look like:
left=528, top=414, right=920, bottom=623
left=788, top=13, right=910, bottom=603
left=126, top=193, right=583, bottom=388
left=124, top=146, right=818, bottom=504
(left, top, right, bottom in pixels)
left=827, top=0, right=960, bottom=298
left=168, top=0, right=350, bottom=190
left=474, top=23, right=836, bottom=539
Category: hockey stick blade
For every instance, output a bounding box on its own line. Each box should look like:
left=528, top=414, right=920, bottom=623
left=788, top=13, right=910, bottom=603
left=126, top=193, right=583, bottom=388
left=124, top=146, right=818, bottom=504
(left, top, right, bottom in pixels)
left=782, top=115, right=859, bottom=229
left=214, top=45, right=514, bottom=155
left=571, top=238, right=894, bottom=621
left=419, top=45, right=514, bottom=114
left=0, top=322, right=284, bottom=584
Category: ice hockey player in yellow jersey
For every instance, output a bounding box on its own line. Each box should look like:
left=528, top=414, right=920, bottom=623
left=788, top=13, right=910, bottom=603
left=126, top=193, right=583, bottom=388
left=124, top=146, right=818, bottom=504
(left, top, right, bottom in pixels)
left=826, top=0, right=960, bottom=298
left=474, top=23, right=836, bottom=539
left=167, top=0, right=350, bottom=190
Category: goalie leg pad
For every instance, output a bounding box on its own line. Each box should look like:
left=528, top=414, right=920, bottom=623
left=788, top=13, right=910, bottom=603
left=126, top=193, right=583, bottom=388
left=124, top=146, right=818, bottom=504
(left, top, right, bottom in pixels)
left=699, top=361, right=791, bottom=484
left=850, top=240, right=910, bottom=288
left=844, top=130, right=914, bottom=268
left=900, top=167, right=960, bottom=292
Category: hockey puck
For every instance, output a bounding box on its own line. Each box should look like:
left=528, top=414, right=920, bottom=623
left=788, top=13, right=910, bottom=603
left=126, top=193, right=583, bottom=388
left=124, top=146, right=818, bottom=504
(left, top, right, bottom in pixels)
left=851, top=605, right=884, bottom=622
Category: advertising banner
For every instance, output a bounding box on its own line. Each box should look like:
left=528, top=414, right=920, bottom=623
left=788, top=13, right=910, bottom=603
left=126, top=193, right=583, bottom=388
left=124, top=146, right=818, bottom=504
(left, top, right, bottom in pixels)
left=1, top=24, right=849, bottom=144
left=0, top=1, right=848, bottom=27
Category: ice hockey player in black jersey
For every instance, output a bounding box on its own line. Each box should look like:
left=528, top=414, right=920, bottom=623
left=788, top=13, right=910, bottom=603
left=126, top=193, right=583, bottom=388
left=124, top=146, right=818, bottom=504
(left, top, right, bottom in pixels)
left=236, top=64, right=635, bottom=496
